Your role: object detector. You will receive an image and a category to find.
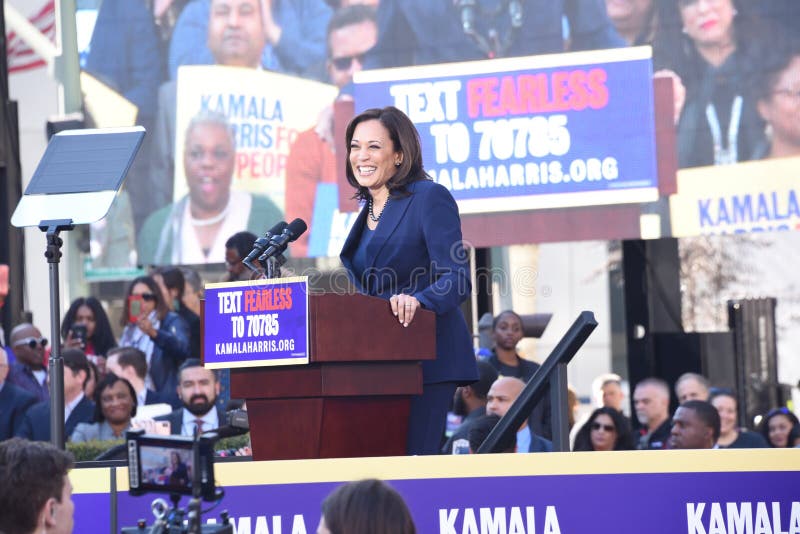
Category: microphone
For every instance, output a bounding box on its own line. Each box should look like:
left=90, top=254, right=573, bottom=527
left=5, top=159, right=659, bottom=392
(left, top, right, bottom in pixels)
left=258, top=218, right=307, bottom=261
left=243, top=221, right=288, bottom=272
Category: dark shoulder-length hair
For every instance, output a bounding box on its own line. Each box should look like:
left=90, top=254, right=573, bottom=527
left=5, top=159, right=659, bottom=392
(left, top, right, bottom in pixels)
left=344, top=106, right=428, bottom=202
left=61, top=296, right=117, bottom=356
left=573, top=407, right=634, bottom=452
left=321, top=479, right=416, bottom=534
left=652, top=0, right=768, bottom=88
left=121, top=275, right=169, bottom=327
left=759, top=407, right=800, bottom=448
left=92, top=373, right=137, bottom=423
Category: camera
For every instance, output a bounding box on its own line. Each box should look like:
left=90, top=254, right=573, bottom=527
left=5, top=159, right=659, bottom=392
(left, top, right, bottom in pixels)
left=122, top=430, right=232, bottom=533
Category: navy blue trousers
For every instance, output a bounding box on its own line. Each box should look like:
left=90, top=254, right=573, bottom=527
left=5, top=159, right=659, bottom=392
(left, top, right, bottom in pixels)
left=406, top=382, right=457, bottom=455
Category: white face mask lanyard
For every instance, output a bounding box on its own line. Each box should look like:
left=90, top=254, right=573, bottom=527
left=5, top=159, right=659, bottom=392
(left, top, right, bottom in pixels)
left=705, top=95, right=743, bottom=165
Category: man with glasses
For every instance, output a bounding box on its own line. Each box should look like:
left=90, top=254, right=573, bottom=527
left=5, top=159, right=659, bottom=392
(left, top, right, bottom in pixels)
left=0, top=350, right=37, bottom=441
left=16, top=349, right=96, bottom=442
left=285, top=4, right=378, bottom=257
left=7, top=323, right=50, bottom=403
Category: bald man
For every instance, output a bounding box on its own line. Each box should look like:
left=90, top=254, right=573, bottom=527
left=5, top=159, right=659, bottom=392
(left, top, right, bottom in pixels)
left=485, top=377, right=552, bottom=453
left=7, top=323, right=49, bottom=403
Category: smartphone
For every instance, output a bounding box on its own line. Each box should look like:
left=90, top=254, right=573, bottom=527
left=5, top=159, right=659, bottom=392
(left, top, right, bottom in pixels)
left=154, top=421, right=171, bottom=436
left=71, top=324, right=88, bottom=346
left=128, top=295, right=144, bottom=323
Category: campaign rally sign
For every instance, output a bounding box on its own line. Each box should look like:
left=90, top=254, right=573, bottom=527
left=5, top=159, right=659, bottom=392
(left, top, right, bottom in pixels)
left=670, top=157, right=800, bottom=236
left=202, top=277, right=310, bottom=369
left=93, top=449, right=799, bottom=534
left=354, top=47, right=658, bottom=214
left=174, top=66, right=337, bottom=209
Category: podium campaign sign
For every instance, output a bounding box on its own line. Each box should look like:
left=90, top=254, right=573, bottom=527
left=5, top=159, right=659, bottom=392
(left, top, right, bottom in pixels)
left=203, top=277, right=310, bottom=369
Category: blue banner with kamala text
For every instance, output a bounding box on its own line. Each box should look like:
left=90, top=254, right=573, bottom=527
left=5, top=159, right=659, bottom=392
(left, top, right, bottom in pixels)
left=354, top=47, right=659, bottom=214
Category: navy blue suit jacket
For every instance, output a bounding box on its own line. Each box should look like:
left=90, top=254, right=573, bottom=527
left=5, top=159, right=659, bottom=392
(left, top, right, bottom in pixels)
left=155, top=406, right=226, bottom=435
left=15, top=396, right=96, bottom=442
left=340, top=180, right=478, bottom=385
left=0, top=383, right=37, bottom=441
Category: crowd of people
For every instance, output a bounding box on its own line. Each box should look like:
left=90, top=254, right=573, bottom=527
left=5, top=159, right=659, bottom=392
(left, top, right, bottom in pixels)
left=77, top=0, right=800, bottom=268
left=0, top=262, right=237, bottom=448
left=441, top=311, right=799, bottom=454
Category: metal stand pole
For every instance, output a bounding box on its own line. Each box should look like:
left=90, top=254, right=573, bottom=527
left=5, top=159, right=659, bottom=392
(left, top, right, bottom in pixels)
left=41, top=220, right=73, bottom=449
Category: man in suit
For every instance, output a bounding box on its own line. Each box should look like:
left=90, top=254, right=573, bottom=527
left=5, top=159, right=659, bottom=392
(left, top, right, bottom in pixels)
left=0, top=350, right=37, bottom=441
left=7, top=323, right=49, bottom=403
left=16, top=349, right=95, bottom=442
left=156, top=359, right=224, bottom=436
left=105, top=347, right=165, bottom=407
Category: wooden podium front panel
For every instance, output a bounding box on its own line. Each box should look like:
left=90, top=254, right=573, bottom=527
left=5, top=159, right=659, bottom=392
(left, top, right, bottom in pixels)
left=318, top=397, right=409, bottom=458
left=310, top=294, right=435, bottom=363
left=247, top=396, right=410, bottom=460
left=247, top=398, right=323, bottom=460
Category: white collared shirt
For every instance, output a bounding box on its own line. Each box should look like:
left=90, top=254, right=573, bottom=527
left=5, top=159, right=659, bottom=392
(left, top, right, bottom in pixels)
left=180, top=407, right=219, bottom=437
left=65, top=392, right=85, bottom=422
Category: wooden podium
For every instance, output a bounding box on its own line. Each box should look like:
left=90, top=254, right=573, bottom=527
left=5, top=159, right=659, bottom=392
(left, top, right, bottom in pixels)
left=229, top=293, right=436, bottom=460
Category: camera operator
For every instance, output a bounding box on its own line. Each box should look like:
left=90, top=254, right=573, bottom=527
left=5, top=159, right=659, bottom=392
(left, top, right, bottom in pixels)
left=0, top=438, right=75, bottom=534
left=154, top=359, right=224, bottom=436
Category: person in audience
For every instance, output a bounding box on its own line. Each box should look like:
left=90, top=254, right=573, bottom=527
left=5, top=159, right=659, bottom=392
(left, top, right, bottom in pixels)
left=6, top=323, right=49, bottom=403
left=674, top=372, right=710, bottom=404
left=106, top=347, right=166, bottom=407
left=84, top=361, right=100, bottom=400
left=468, top=413, right=517, bottom=453
left=180, top=268, right=205, bottom=317
left=596, top=373, right=626, bottom=412
left=483, top=310, right=551, bottom=440
left=0, top=438, right=75, bottom=534
left=653, top=0, right=769, bottom=167
left=668, top=400, right=720, bottom=450
left=224, top=231, right=257, bottom=281
left=317, top=479, right=416, bottom=534
left=284, top=4, right=378, bottom=256
left=572, top=407, right=634, bottom=451
left=168, top=0, right=332, bottom=80
left=709, top=389, right=767, bottom=448
left=759, top=407, right=800, bottom=448
left=633, top=377, right=671, bottom=449
left=752, top=38, right=800, bottom=159
left=441, top=360, right=499, bottom=454
left=71, top=373, right=137, bottom=442
left=155, top=359, right=224, bottom=436
left=60, top=297, right=117, bottom=360
left=363, top=0, right=623, bottom=70
left=118, top=275, right=191, bottom=405
left=153, top=266, right=202, bottom=359
left=486, top=377, right=552, bottom=453
left=0, top=350, right=37, bottom=441
left=139, top=110, right=283, bottom=264
left=16, top=349, right=95, bottom=442
left=605, top=0, right=657, bottom=45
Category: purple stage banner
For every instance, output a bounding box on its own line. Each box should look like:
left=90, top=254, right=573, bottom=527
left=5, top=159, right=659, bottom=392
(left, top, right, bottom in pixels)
left=354, top=47, right=659, bottom=215
left=202, top=277, right=310, bottom=369
left=100, top=451, right=800, bottom=534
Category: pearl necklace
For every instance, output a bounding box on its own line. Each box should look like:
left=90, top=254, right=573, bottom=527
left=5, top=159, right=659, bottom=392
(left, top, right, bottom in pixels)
left=368, top=197, right=388, bottom=222
left=187, top=195, right=232, bottom=227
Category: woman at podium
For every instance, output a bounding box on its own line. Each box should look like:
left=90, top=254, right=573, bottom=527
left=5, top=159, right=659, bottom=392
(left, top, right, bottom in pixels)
left=340, top=106, right=479, bottom=455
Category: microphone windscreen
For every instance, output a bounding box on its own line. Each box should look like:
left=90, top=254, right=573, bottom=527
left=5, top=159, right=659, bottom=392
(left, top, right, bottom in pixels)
left=268, top=220, right=289, bottom=236
left=286, top=218, right=308, bottom=239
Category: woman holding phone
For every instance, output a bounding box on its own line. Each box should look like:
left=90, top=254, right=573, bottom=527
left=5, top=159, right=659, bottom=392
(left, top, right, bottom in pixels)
left=119, top=275, right=190, bottom=407
left=61, top=296, right=117, bottom=359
